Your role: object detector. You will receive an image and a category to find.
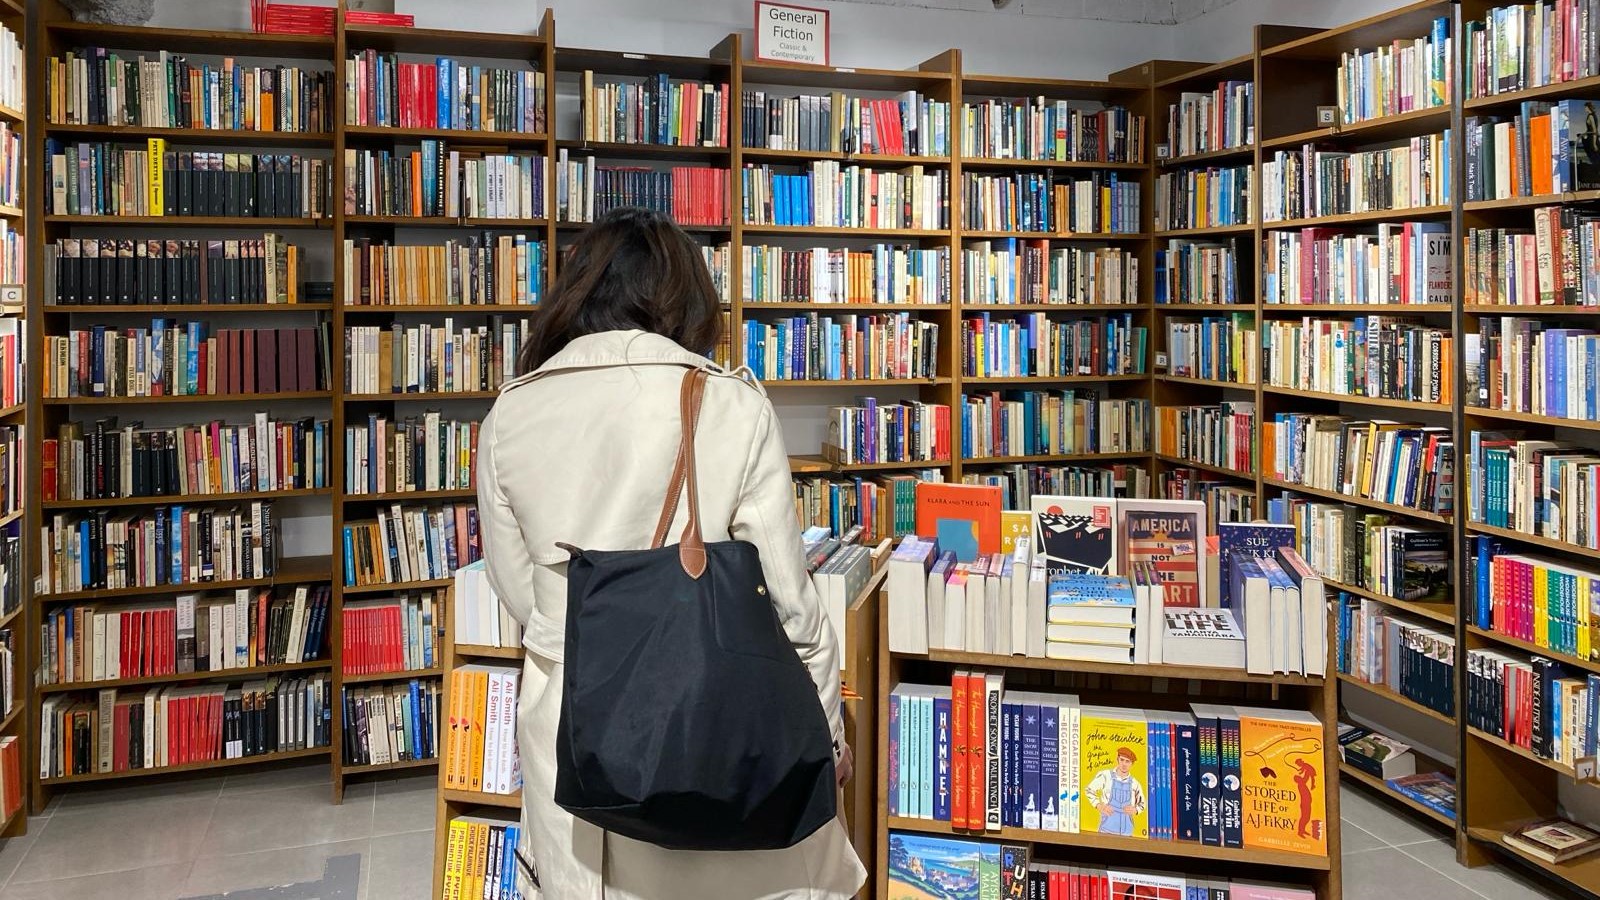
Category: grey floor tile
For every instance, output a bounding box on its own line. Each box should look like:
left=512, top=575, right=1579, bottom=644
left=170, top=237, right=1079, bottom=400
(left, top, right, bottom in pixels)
left=1340, top=819, right=1387, bottom=854
left=366, top=830, right=436, bottom=900
left=1343, top=848, right=1480, bottom=899
left=0, top=834, right=33, bottom=889
left=1399, top=837, right=1557, bottom=900
left=0, top=863, right=191, bottom=900
left=10, top=797, right=214, bottom=884
left=1338, top=784, right=1450, bottom=847
left=183, top=838, right=368, bottom=899
left=221, top=761, right=332, bottom=796
left=54, top=775, right=225, bottom=813
left=198, top=782, right=375, bottom=858
left=373, top=774, right=437, bottom=837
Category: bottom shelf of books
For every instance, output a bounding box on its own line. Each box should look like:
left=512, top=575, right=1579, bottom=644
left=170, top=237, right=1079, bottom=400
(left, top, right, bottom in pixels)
left=1335, top=722, right=1457, bottom=829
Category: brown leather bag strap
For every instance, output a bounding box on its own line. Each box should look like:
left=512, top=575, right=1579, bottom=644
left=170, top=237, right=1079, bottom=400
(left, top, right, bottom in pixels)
left=649, top=369, right=710, bottom=578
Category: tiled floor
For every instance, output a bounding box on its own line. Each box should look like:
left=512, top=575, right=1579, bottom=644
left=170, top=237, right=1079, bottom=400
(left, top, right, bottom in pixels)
left=0, top=765, right=1568, bottom=898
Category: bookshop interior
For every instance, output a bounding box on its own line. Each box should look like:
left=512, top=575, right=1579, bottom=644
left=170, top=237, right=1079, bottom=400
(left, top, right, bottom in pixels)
left=9, top=0, right=1600, bottom=896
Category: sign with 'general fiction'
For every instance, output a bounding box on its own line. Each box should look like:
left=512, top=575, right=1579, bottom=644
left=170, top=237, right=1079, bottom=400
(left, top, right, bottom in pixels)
left=755, top=1, right=830, bottom=66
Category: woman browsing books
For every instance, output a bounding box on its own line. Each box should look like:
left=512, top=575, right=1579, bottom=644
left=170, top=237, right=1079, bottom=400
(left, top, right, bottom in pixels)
left=475, top=208, right=865, bottom=900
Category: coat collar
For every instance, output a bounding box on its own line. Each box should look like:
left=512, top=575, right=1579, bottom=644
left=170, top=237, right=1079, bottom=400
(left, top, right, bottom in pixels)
left=533, top=330, right=718, bottom=375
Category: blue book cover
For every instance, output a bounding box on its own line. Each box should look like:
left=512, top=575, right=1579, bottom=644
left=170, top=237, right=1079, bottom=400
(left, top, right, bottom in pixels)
left=1175, top=714, right=1200, bottom=842
left=889, top=693, right=901, bottom=816
left=1004, top=702, right=1021, bottom=828
left=921, top=693, right=934, bottom=819
left=1021, top=699, right=1041, bottom=830
left=934, top=695, right=952, bottom=822
left=1216, top=522, right=1295, bottom=608
left=886, top=833, right=987, bottom=900
left=1218, top=707, right=1243, bottom=849
left=1040, top=703, right=1059, bottom=832
left=1191, top=703, right=1222, bottom=846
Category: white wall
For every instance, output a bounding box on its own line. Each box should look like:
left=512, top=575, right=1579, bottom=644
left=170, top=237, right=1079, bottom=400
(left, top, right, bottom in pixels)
left=1176, top=0, right=1421, bottom=60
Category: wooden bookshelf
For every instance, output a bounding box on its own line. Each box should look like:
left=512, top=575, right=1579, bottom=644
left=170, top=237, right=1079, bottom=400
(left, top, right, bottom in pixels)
left=2, top=0, right=24, bottom=839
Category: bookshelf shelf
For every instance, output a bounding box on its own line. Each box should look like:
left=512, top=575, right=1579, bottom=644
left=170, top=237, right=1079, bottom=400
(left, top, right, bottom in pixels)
left=1467, top=728, right=1577, bottom=780
left=0, top=706, right=20, bottom=737
left=963, top=450, right=1151, bottom=465
left=961, top=73, right=1145, bottom=101
left=759, top=378, right=951, bottom=388
left=1263, top=205, right=1453, bottom=229
left=1158, top=145, right=1254, bottom=167
left=741, top=225, right=949, bottom=238
left=344, top=488, right=478, bottom=502
left=44, top=215, right=327, bottom=228
left=1466, top=825, right=1600, bottom=893
left=1156, top=374, right=1256, bottom=390
left=1260, top=303, right=1453, bottom=314
left=1462, top=405, right=1600, bottom=433
left=744, top=302, right=952, bottom=312
left=884, top=817, right=1332, bottom=870
left=1466, top=522, right=1600, bottom=563
left=0, top=402, right=21, bottom=419
left=1262, top=476, right=1451, bottom=524
left=42, top=124, right=333, bottom=146
left=741, top=60, right=949, bottom=93
left=44, top=21, right=335, bottom=57
left=341, top=667, right=445, bottom=685
left=342, top=756, right=438, bottom=775
left=43, top=391, right=334, bottom=405
left=554, top=139, right=730, bottom=160
left=342, top=23, right=545, bottom=57
left=960, top=230, right=1148, bottom=242
left=0, top=103, right=21, bottom=124
left=964, top=303, right=1144, bottom=313
left=343, top=125, right=549, bottom=146
left=344, top=215, right=550, bottom=229
left=39, top=746, right=332, bottom=786
left=1463, top=190, right=1600, bottom=211
left=43, top=487, right=334, bottom=510
left=0, top=602, right=21, bottom=633
left=788, top=455, right=950, bottom=474
left=1154, top=53, right=1254, bottom=88
left=912, top=648, right=1323, bottom=686
left=1463, top=305, right=1600, bottom=316
left=1336, top=674, right=1454, bottom=725
left=342, top=578, right=455, bottom=596
left=1338, top=762, right=1455, bottom=827
left=0, top=204, right=20, bottom=219
left=1152, top=453, right=1254, bottom=480
left=1323, top=577, right=1453, bottom=625
left=343, top=391, right=500, bottom=401
left=741, top=147, right=951, bottom=167
left=1156, top=302, right=1252, bottom=311
left=1464, top=73, right=1600, bottom=110
left=1259, top=105, right=1453, bottom=151
left=1465, top=626, right=1600, bottom=677
left=44, top=304, right=334, bottom=313
left=1154, top=222, right=1254, bottom=238
left=1260, top=384, right=1450, bottom=413
left=453, top=644, right=523, bottom=660
left=440, top=788, right=521, bottom=809
left=37, top=660, right=334, bottom=695
left=36, top=555, right=335, bottom=604
left=555, top=45, right=733, bottom=80
left=557, top=220, right=728, bottom=233
left=962, top=373, right=1147, bottom=385
left=958, top=157, right=1146, bottom=172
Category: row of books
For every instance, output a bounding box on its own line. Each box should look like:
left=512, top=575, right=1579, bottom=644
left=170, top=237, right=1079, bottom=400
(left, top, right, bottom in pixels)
left=887, top=672, right=1326, bottom=853
left=962, top=172, right=1142, bottom=236
left=1261, top=315, right=1455, bottom=404
left=1164, top=314, right=1256, bottom=384
left=741, top=313, right=940, bottom=382
left=1164, top=81, right=1253, bottom=158
left=1269, top=490, right=1453, bottom=596
left=1469, top=433, right=1600, bottom=549
left=452, top=561, right=522, bottom=651
left=824, top=399, right=950, bottom=466
left=961, top=240, right=1139, bottom=307
left=1464, top=208, right=1600, bottom=307
left=39, top=676, right=332, bottom=778
left=46, top=50, right=333, bottom=132
left=803, top=526, right=877, bottom=654
left=1466, top=646, right=1596, bottom=769
left=341, top=502, right=482, bottom=588
left=1153, top=164, right=1251, bottom=231
left=742, top=243, right=948, bottom=305
left=442, top=815, right=521, bottom=900
left=0, top=221, right=18, bottom=284
left=1155, top=402, right=1254, bottom=474
left=43, top=323, right=330, bottom=399
left=1471, top=538, right=1597, bottom=661
left=958, top=392, right=1150, bottom=459
left=443, top=664, right=521, bottom=795
left=342, top=235, right=545, bottom=307
left=342, top=318, right=530, bottom=396
left=47, top=235, right=304, bottom=306
left=40, top=586, right=331, bottom=686
left=740, top=162, right=948, bottom=230
left=1464, top=2, right=1600, bottom=99
left=0, top=738, right=18, bottom=826
left=45, top=142, right=332, bottom=219
left=0, top=25, right=19, bottom=113
left=1471, top=315, right=1600, bottom=419
left=1337, top=593, right=1456, bottom=709
left=1465, top=103, right=1600, bottom=202
left=793, top=473, right=940, bottom=545
left=0, top=124, right=15, bottom=211
left=743, top=89, right=944, bottom=156
left=1261, top=133, right=1453, bottom=223
left=345, top=144, right=545, bottom=220
left=43, top=503, right=281, bottom=598
left=345, top=413, right=477, bottom=496
left=341, top=679, right=439, bottom=767
left=889, top=833, right=1313, bottom=900
left=960, top=313, right=1147, bottom=379
left=1155, top=237, right=1240, bottom=306
left=0, top=319, right=18, bottom=410
left=965, top=464, right=1151, bottom=511
left=45, top=415, right=330, bottom=501
left=347, top=51, right=546, bottom=133
left=958, top=101, right=1145, bottom=164
left=0, top=427, right=15, bottom=521
left=1262, top=222, right=1452, bottom=306
left=343, top=592, right=440, bottom=675
left=1264, top=414, right=1455, bottom=518
left=1160, top=473, right=1257, bottom=529
left=1334, top=16, right=1452, bottom=123
left=554, top=158, right=727, bottom=226
left=585, top=73, right=726, bottom=147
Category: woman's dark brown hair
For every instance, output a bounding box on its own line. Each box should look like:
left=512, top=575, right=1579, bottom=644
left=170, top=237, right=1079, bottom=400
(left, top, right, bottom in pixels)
left=518, top=207, right=723, bottom=373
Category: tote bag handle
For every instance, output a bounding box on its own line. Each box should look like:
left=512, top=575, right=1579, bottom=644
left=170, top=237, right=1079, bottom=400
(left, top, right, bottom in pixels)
left=648, top=368, right=710, bottom=578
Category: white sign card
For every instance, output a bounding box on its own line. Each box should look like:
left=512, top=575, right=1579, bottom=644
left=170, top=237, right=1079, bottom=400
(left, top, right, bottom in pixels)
left=755, top=1, right=830, bottom=66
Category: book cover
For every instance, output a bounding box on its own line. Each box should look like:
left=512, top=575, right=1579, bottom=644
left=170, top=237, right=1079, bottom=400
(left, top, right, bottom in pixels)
left=1000, top=511, right=1033, bottom=556
left=1385, top=772, right=1456, bottom=821
left=1031, top=495, right=1118, bottom=576
left=917, top=483, right=1003, bottom=564
left=1556, top=100, right=1600, bottom=190
left=886, top=832, right=987, bottom=900
left=1079, top=706, right=1148, bottom=838
left=1000, top=844, right=1029, bottom=900
left=1236, top=706, right=1326, bottom=856
left=1337, top=725, right=1416, bottom=781
left=1216, top=522, right=1295, bottom=608
left=1106, top=869, right=1185, bottom=900
left=1117, top=499, right=1205, bottom=607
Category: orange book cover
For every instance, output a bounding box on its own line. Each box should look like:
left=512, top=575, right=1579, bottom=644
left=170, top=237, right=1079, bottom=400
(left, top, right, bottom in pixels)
left=1238, top=706, right=1327, bottom=856
left=915, top=482, right=1002, bottom=563
left=469, top=669, right=489, bottom=790
left=951, top=671, right=969, bottom=829
left=1531, top=113, right=1553, bottom=196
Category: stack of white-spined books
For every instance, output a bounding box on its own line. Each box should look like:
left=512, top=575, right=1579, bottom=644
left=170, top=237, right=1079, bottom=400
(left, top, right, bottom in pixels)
left=1045, top=573, right=1135, bottom=663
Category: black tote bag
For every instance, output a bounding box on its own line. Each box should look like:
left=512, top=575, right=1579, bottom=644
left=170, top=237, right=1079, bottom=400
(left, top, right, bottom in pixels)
left=552, top=367, right=838, bottom=851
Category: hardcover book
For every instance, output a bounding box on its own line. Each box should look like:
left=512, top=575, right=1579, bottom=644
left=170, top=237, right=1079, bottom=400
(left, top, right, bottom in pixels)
left=1556, top=100, right=1600, bottom=191
left=1504, top=817, right=1600, bottom=863
left=1031, top=495, right=1117, bottom=577
left=1117, top=499, right=1206, bottom=607
left=1337, top=725, right=1416, bottom=780
left=1215, top=522, right=1295, bottom=608
left=917, top=483, right=1003, bottom=563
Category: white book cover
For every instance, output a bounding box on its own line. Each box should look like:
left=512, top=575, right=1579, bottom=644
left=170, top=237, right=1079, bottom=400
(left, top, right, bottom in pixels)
left=943, top=565, right=968, bottom=652
left=1027, top=557, right=1048, bottom=659
left=965, top=562, right=987, bottom=653
left=984, top=672, right=1004, bottom=831
left=482, top=670, right=504, bottom=795
left=984, top=553, right=1005, bottom=655
left=498, top=669, right=521, bottom=794
left=926, top=551, right=955, bottom=652
left=1060, top=699, right=1081, bottom=834
left=1031, top=495, right=1118, bottom=577
left=1009, top=541, right=1031, bottom=657
left=887, top=536, right=934, bottom=655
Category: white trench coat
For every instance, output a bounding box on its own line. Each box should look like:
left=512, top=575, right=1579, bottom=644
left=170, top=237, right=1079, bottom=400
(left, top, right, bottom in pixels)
left=476, top=329, right=868, bottom=900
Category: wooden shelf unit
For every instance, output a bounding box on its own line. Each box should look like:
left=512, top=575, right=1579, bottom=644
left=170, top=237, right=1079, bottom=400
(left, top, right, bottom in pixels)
left=1, top=0, right=24, bottom=840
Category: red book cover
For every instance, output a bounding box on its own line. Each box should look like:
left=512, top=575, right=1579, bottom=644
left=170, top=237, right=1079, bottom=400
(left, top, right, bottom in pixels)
left=242, top=329, right=257, bottom=394
left=257, top=329, right=277, bottom=393
left=296, top=328, right=316, bottom=392
left=951, top=670, right=969, bottom=829
left=42, top=438, right=57, bottom=502
left=915, top=482, right=1002, bottom=563
left=718, top=84, right=729, bottom=148
left=967, top=670, right=984, bottom=825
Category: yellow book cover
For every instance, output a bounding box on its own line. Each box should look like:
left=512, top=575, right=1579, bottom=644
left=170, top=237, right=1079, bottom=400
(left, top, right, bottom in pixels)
left=146, top=138, right=166, bottom=217
left=445, top=670, right=466, bottom=789
left=1079, top=705, right=1148, bottom=839
left=1535, top=567, right=1550, bottom=649
left=1237, top=706, right=1326, bottom=855
left=465, top=820, right=487, bottom=900
left=442, top=818, right=469, bottom=900
left=1580, top=574, right=1592, bottom=660
left=1000, top=511, right=1032, bottom=555
left=469, top=668, right=490, bottom=790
